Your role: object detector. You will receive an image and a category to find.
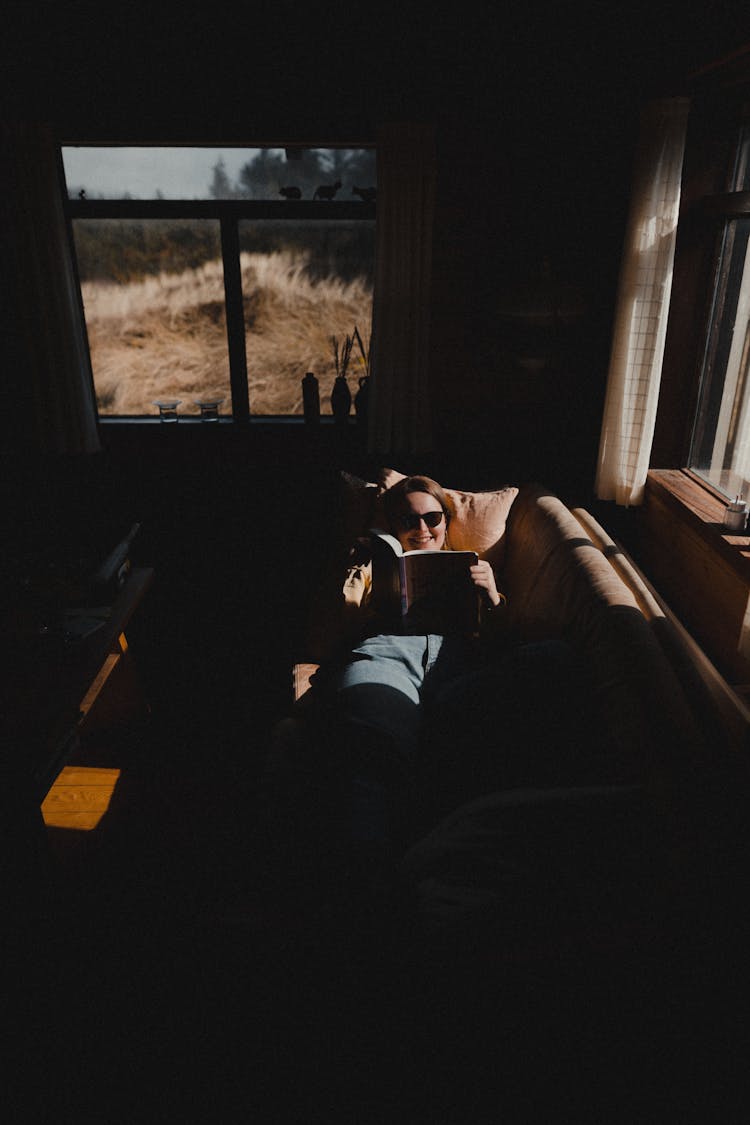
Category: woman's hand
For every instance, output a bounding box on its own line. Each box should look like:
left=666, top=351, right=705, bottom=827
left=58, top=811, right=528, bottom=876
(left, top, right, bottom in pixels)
left=470, top=559, right=503, bottom=606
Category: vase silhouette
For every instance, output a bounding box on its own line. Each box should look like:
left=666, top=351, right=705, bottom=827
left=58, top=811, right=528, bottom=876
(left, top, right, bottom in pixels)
left=331, top=375, right=351, bottom=425
left=302, top=371, right=320, bottom=424
left=354, top=376, right=370, bottom=428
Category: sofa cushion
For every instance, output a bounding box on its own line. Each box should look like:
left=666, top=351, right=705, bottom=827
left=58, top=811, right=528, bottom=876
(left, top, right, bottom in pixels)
left=339, top=470, right=380, bottom=549
left=502, top=485, right=704, bottom=781
left=502, top=485, right=638, bottom=636
left=342, top=468, right=519, bottom=569
left=401, top=784, right=655, bottom=950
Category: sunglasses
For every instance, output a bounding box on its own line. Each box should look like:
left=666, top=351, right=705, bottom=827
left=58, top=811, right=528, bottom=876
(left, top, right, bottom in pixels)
left=397, top=510, right=445, bottom=531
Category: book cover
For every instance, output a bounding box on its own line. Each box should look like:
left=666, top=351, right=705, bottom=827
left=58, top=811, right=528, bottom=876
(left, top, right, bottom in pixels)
left=368, top=530, right=480, bottom=634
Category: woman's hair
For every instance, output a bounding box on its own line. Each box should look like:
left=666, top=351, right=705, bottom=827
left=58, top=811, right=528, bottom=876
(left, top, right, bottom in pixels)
left=382, top=474, right=452, bottom=534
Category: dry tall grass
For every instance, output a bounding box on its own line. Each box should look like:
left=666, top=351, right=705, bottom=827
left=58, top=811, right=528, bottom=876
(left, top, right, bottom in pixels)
left=83, top=250, right=373, bottom=416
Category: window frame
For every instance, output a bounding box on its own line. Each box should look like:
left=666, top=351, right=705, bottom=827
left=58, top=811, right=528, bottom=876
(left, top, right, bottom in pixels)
left=64, top=187, right=376, bottom=424
left=653, top=94, right=750, bottom=490
left=687, top=190, right=750, bottom=489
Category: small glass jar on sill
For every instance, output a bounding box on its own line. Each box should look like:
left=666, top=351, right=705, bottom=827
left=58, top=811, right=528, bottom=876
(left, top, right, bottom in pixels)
left=723, top=496, right=749, bottom=532
left=153, top=399, right=182, bottom=423
left=194, top=399, right=224, bottom=423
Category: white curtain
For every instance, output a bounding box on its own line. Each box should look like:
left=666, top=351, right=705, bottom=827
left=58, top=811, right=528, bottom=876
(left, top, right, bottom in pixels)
left=0, top=123, right=100, bottom=455
left=595, top=98, right=689, bottom=506
left=368, top=122, right=436, bottom=457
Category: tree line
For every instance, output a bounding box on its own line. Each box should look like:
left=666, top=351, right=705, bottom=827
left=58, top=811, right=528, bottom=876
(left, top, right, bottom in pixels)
left=70, top=150, right=376, bottom=284
left=208, top=148, right=376, bottom=201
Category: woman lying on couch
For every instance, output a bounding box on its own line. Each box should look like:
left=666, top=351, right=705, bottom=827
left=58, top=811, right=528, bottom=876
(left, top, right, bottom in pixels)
left=301, top=473, right=590, bottom=868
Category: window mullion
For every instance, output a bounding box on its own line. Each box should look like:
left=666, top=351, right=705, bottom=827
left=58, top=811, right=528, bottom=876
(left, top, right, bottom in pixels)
left=220, top=216, right=250, bottom=422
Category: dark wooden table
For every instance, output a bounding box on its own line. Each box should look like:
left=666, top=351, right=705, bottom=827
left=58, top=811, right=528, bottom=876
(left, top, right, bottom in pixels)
left=1, top=568, right=154, bottom=915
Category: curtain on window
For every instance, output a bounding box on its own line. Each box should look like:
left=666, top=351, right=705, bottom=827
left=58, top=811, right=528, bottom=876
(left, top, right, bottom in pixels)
left=595, top=98, right=689, bottom=506
left=368, top=122, right=436, bottom=458
left=0, top=123, right=100, bottom=455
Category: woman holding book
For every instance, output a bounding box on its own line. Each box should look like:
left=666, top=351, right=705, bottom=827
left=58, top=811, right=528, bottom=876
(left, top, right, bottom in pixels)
left=341, top=473, right=504, bottom=637
left=305, top=474, right=583, bottom=862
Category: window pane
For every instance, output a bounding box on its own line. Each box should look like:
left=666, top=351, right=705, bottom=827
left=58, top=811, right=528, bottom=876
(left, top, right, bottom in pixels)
left=733, top=123, right=750, bottom=191
left=72, top=219, right=231, bottom=417
left=62, top=146, right=376, bottom=202
left=237, top=219, right=375, bottom=415
left=690, top=218, right=750, bottom=497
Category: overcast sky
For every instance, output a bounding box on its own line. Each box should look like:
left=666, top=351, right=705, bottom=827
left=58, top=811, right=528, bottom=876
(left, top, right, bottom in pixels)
left=61, top=147, right=280, bottom=199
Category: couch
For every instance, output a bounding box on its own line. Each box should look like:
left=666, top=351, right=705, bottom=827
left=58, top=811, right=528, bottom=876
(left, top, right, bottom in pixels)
left=294, top=473, right=710, bottom=765
left=268, top=471, right=745, bottom=967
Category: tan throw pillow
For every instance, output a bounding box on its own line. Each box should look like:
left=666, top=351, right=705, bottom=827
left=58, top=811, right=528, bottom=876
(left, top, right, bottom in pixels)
left=443, top=485, right=519, bottom=568
left=341, top=468, right=519, bottom=569
left=339, top=470, right=379, bottom=546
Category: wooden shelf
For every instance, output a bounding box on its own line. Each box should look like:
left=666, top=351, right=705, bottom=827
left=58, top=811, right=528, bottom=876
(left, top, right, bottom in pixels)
left=646, top=470, right=750, bottom=575
left=1, top=567, right=155, bottom=800
left=641, top=472, right=750, bottom=685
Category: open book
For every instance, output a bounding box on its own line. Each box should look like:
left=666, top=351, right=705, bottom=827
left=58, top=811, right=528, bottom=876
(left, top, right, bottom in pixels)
left=368, top=530, right=480, bottom=635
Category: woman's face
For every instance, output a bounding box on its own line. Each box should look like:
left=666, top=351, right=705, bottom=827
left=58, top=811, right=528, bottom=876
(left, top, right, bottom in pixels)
left=394, top=490, right=447, bottom=552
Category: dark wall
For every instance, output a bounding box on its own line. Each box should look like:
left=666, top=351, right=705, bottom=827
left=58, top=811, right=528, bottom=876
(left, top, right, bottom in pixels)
left=1, top=5, right=746, bottom=703
left=5, top=4, right=743, bottom=493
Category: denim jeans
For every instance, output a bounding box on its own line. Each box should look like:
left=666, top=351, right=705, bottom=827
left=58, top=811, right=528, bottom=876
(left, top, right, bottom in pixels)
left=327, top=631, right=479, bottom=753
left=309, top=632, right=584, bottom=854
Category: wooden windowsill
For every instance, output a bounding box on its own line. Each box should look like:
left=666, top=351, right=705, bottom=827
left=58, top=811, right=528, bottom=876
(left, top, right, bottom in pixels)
left=646, top=469, right=750, bottom=581
left=642, top=469, right=750, bottom=687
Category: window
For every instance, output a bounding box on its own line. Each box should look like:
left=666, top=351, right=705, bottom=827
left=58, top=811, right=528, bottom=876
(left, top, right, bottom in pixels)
left=687, top=116, right=750, bottom=497
left=61, top=146, right=376, bottom=420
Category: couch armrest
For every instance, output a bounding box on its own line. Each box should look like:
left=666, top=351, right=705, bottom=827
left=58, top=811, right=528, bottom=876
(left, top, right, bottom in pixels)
left=293, top=662, right=320, bottom=702
left=571, top=507, right=750, bottom=755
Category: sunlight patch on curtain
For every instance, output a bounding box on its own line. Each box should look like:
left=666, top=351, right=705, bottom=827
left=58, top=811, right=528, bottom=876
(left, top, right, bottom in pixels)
left=595, top=98, right=689, bottom=507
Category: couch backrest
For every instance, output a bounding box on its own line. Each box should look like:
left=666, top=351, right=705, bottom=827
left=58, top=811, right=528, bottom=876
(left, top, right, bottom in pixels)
left=503, top=484, right=706, bottom=782
left=503, top=485, right=639, bottom=637
left=572, top=505, right=749, bottom=759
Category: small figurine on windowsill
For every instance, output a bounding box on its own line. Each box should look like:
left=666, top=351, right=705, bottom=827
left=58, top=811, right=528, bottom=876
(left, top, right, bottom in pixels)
left=279, top=185, right=301, bottom=200
left=313, top=180, right=342, bottom=201
left=352, top=185, right=376, bottom=203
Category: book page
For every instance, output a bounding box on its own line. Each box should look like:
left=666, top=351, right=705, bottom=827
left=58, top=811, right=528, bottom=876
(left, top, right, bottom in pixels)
left=367, top=530, right=404, bottom=627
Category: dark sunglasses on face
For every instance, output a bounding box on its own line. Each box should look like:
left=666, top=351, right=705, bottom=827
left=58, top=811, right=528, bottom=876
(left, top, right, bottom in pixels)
left=397, top=510, right=445, bottom=531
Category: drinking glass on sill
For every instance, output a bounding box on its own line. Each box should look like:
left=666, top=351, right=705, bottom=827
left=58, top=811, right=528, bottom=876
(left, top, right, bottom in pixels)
left=153, top=400, right=182, bottom=423
left=195, top=399, right=224, bottom=422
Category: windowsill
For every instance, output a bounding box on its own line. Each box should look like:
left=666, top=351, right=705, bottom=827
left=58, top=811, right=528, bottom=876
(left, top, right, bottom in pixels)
left=646, top=469, right=750, bottom=582
left=98, top=415, right=352, bottom=426
left=95, top=414, right=368, bottom=462
left=640, top=469, right=750, bottom=689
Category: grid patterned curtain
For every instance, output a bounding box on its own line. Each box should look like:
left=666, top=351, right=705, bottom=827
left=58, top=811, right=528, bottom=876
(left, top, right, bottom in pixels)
left=595, top=98, right=689, bottom=507
left=368, top=122, right=436, bottom=458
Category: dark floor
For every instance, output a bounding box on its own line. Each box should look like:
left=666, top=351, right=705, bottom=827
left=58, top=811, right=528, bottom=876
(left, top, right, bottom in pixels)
left=8, top=573, right=750, bottom=1124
